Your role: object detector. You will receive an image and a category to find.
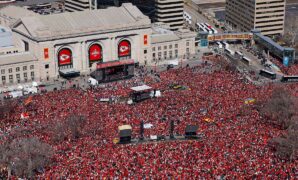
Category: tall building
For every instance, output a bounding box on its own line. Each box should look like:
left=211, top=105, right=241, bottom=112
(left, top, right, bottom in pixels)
left=65, top=0, right=97, bottom=12
left=155, top=0, right=184, bottom=31
left=225, top=0, right=286, bottom=36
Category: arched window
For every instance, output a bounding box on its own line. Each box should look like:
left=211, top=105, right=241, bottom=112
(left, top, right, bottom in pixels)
left=88, top=44, right=102, bottom=67
left=118, top=40, right=131, bottom=60
left=58, top=48, right=72, bottom=67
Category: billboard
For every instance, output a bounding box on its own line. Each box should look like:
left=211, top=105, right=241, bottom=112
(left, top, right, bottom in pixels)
left=144, top=35, right=148, bottom=45
left=44, top=48, right=49, bottom=60
left=58, top=48, right=72, bottom=66
left=89, top=44, right=102, bottom=61
left=118, top=40, right=131, bottom=57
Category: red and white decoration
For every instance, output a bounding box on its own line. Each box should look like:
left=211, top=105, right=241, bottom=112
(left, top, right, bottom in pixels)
left=118, top=40, right=131, bottom=57
left=89, top=44, right=102, bottom=61
left=58, top=48, right=72, bottom=66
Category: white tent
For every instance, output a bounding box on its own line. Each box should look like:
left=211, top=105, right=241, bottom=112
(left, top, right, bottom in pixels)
left=166, top=59, right=179, bottom=66
left=130, top=85, right=152, bottom=92
left=32, top=81, right=38, bottom=87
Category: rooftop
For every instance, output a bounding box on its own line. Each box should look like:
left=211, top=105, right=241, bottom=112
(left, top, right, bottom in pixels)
left=12, top=3, right=151, bottom=41
left=0, top=5, right=37, bottom=21
left=0, top=52, right=37, bottom=66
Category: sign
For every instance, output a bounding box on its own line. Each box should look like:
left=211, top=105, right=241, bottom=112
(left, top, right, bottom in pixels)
left=96, top=59, right=135, bottom=69
left=144, top=35, right=148, bottom=45
left=283, top=57, right=289, bottom=67
left=58, top=48, right=72, bottom=66
left=44, top=48, right=49, bottom=60
left=118, top=40, right=131, bottom=57
left=89, top=44, right=102, bottom=61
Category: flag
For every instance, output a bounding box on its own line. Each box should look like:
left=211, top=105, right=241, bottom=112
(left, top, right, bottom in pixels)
left=204, top=118, right=214, bottom=123
left=24, top=96, right=33, bottom=106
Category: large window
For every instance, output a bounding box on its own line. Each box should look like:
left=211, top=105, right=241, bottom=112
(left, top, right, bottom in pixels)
left=57, top=48, right=73, bottom=68
left=88, top=44, right=102, bottom=67
left=118, top=40, right=131, bottom=60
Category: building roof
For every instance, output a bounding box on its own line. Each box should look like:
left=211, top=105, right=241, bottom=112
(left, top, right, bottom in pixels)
left=0, top=52, right=37, bottom=66
left=0, top=5, right=36, bottom=20
left=12, top=3, right=151, bottom=41
left=130, top=85, right=152, bottom=92
left=151, top=25, right=196, bottom=44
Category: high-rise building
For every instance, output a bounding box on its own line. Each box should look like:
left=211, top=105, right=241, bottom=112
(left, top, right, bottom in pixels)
left=225, top=0, right=286, bottom=36
left=65, top=0, right=97, bottom=12
left=155, top=0, right=184, bottom=31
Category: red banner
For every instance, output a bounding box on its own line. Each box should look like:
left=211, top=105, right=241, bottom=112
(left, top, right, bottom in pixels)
left=58, top=48, right=72, bottom=66
left=44, top=48, right=49, bottom=59
left=144, top=35, right=148, bottom=45
left=97, top=59, right=134, bottom=69
left=89, top=44, right=102, bottom=61
left=118, top=40, right=131, bottom=57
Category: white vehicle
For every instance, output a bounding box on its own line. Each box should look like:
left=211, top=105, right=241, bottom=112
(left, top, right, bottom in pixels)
left=216, top=42, right=223, bottom=49
left=205, top=27, right=213, bottom=35
left=88, top=77, right=98, bottom=86
left=9, top=91, right=23, bottom=98
left=225, top=48, right=235, bottom=56
left=183, top=11, right=192, bottom=20
left=242, top=56, right=251, bottom=65
left=24, top=87, right=38, bottom=95
left=223, top=42, right=230, bottom=49
left=211, top=27, right=218, bottom=34
left=235, top=51, right=243, bottom=57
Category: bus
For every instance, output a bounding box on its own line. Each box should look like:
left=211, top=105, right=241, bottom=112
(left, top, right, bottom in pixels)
left=222, top=42, right=229, bottom=49
left=205, top=27, right=213, bottom=35
left=235, top=51, right=243, bottom=57
left=211, top=27, right=218, bottom=34
left=259, top=69, right=276, bottom=80
left=204, top=23, right=212, bottom=29
left=200, top=23, right=207, bottom=29
left=242, top=56, right=251, bottom=65
left=281, top=75, right=298, bottom=82
left=225, top=48, right=235, bottom=56
left=216, top=42, right=223, bottom=49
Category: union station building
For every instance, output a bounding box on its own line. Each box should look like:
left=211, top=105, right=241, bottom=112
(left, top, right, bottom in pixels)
left=0, top=3, right=196, bottom=85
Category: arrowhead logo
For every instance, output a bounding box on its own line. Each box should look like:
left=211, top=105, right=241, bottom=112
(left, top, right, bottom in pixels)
left=120, top=46, right=129, bottom=53
left=60, top=54, right=70, bottom=61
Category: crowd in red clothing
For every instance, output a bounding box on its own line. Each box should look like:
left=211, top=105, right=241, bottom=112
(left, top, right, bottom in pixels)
left=271, top=57, right=298, bottom=75
left=1, top=58, right=298, bottom=178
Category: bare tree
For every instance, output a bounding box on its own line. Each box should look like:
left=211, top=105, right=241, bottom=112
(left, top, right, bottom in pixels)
left=0, top=137, right=53, bottom=178
left=259, top=87, right=296, bottom=129
left=283, top=15, right=298, bottom=48
left=48, top=115, right=87, bottom=143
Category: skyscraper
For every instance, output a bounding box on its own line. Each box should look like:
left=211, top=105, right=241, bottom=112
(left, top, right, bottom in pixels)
left=65, top=0, right=96, bottom=12
left=225, top=0, right=286, bottom=36
left=155, top=0, right=184, bottom=31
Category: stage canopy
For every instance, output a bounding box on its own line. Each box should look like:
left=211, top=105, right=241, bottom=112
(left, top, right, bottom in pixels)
left=130, top=85, right=152, bottom=92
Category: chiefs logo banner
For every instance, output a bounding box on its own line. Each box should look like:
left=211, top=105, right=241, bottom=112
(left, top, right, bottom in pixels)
left=44, top=48, right=49, bottom=60
left=89, top=44, right=102, bottom=61
left=144, top=35, right=148, bottom=45
left=58, top=48, right=72, bottom=66
left=118, top=40, right=131, bottom=57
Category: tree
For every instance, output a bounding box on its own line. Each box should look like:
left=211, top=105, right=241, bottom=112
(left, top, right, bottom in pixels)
left=259, top=87, right=296, bottom=129
left=0, top=137, right=53, bottom=178
left=48, top=115, right=87, bottom=143
left=283, top=15, right=298, bottom=48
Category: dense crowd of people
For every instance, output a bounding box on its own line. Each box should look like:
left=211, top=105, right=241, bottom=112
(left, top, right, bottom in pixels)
left=0, top=57, right=298, bottom=178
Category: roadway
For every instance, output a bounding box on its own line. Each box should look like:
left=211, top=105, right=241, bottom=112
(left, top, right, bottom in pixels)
left=184, top=3, right=223, bottom=33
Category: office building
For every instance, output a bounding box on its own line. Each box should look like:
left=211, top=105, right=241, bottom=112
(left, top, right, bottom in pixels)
left=0, top=3, right=195, bottom=85
left=65, top=0, right=96, bottom=12
left=155, top=0, right=184, bottom=31
left=226, top=0, right=286, bottom=36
